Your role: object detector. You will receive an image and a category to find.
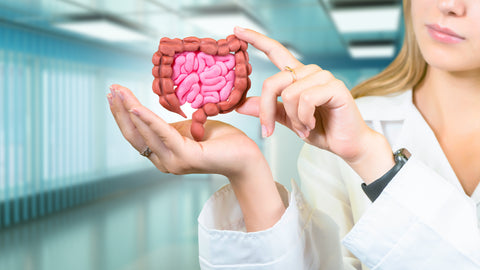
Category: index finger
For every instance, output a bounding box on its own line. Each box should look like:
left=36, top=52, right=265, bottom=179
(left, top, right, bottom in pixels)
left=129, top=107, right=184, bottom=153
left=112, top=84, right=184, bottom=151
left=234, top=26, right=303, bottom=70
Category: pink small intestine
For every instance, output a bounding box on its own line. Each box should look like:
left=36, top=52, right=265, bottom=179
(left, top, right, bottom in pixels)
left=172, top=51, right=235, bottom=109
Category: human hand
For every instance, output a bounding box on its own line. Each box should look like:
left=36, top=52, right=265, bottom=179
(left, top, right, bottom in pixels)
left=108, top=84, right=285, bottom=230
left=234, top=27, right=394, bottom=183
left=108, top=84, right=263, bottom=179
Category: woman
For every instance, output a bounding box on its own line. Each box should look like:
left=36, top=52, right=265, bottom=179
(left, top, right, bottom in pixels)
left=108, top=0, right=480, bottom=268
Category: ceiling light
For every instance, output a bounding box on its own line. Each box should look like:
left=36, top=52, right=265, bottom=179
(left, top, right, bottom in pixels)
left=330, top=6, right=401, bottom=33
left=348, top=41, right=395, bottom=59
left=185, top=5, right=267, bottom=38
left=54, top=17, right=149, bottom=42
left=329, top=0, right=400, bottom=8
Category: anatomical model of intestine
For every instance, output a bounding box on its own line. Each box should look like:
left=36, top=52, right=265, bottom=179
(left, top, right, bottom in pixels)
left=152, top=35, right=252, bottom=141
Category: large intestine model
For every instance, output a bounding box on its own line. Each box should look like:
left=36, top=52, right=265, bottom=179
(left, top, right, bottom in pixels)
left=152, top=35, right=252, bottom=141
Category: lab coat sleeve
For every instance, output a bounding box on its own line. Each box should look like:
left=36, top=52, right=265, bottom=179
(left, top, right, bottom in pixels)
left=342, top=155, right=480, bottom=269
left=197, top=181, right=356, bottom=269
left=298, top=144, right=364, bottom=269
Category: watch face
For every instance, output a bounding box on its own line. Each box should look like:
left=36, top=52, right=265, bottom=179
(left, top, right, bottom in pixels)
left=394, top=148, right=410, bottom=164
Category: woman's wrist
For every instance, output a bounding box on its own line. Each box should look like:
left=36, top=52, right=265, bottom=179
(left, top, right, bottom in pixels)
left=346, top=130, right=395, bottom=185
left=228, top=150, right=286, bottom=232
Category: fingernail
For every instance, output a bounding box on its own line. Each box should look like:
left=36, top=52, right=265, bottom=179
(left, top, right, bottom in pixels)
left=110, top=88, right=115, bottom=98
left=116, top=90, right=124, bottom=101
left=235, top=26, right=245, bottom=32
left=305, top=125, right=312, bottom=134
left=261, top=125, right=268, bottom=138
left=107, top=94, right=113, bottom=105
left=129, top=108, right=140, bottom=116
left=295, top=129, right=306, bottom=139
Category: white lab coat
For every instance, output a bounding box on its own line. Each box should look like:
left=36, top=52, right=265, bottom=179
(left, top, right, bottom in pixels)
left=197, top=89, right=480, bottom=269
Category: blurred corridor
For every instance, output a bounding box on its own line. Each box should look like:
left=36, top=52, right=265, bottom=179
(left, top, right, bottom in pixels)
left=0, top=173, right=224, bottom=270
left=0, top=0, right=402, bottom=269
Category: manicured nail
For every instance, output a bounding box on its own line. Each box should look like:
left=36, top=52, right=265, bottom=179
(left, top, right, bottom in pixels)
left=116, top=90, right=124, bottom=101
left=295, top=129, right=306, bottom=139
left=107, top=93, right=113, bottom=105
left=305, top=125, right=312, bottom=134
left=235, top=26, right=245, bottom=32
left=261, top=125, right=268, bottom=138
left=129, top=108, right=140, bottom=116
left=304, top=129, right=310, bottom=138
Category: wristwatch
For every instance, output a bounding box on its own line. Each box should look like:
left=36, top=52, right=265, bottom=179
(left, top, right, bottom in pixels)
left=361, top=148, right=411, bottom=202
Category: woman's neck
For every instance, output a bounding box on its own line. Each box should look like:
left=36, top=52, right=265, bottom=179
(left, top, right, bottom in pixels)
left=413, top=66, right=480, bottom=196
left=414, top=66, right=480, bottom=134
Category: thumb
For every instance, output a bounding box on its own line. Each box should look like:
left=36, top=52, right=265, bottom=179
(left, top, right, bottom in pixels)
left=236, top=97, right=260, bottom=118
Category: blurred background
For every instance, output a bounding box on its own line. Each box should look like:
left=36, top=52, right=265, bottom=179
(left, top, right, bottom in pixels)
left=0, top=0, right=403, bottom=269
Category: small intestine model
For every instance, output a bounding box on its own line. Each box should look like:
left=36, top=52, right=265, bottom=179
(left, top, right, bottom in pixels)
left=152, top=35, right=252, bottom=141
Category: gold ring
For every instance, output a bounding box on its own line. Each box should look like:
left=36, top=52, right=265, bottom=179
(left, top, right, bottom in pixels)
left=284, top=66, right=297, bottom=83
left=140, top=146, right=152, bottom=157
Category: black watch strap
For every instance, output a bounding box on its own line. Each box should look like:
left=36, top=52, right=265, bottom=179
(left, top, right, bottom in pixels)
left=361, top=148, right=410, bottom=202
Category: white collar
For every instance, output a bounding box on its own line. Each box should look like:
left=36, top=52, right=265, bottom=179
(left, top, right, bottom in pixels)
left=356, top=90, right=412, bottom=122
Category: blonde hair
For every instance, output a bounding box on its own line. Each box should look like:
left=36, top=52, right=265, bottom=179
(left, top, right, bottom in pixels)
left=350, top=0, right=427, bottom=99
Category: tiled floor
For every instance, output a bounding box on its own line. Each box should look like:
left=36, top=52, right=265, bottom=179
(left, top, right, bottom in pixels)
left=0, top=175, right=227, bottom=270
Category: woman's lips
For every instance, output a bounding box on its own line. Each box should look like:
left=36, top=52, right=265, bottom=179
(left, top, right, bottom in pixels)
left=426, top=24, right=465, bottom=44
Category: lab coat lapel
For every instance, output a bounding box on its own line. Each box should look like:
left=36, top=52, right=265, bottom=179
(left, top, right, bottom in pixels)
left=393, top=92, right=466, bottom=196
